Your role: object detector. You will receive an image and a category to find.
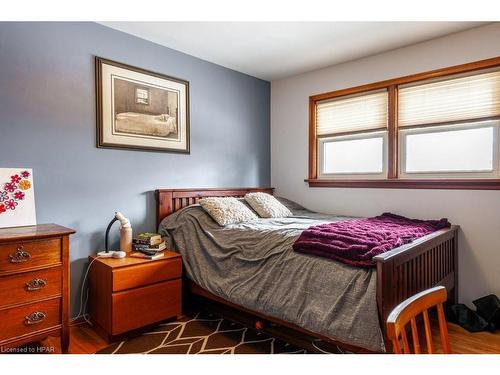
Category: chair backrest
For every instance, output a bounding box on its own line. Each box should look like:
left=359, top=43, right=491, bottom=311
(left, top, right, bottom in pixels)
left=386, top=286, right=451, bottom=354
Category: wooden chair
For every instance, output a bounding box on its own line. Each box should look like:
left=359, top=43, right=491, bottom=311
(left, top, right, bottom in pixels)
left=386, top=286, right=451, bottom=354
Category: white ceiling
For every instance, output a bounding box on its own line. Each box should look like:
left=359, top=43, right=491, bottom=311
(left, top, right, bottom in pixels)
left=100, top=22, right=488, bottom=81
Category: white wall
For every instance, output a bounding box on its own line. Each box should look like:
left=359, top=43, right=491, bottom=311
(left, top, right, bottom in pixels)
left=271, top=23, right=500, bottom=306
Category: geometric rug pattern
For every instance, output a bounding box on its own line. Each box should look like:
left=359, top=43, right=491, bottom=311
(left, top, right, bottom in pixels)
left=97, top=311, right=322, bottom=354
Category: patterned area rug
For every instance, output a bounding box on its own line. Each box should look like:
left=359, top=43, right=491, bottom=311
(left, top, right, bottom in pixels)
left=97, top=311, right=341, bottom=354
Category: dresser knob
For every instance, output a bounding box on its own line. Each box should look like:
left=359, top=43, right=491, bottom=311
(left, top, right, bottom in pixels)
left=9, top=247, right=31, bottom=263
left=24, top=311, right=46, bottom=325
left=26, top=278, right=47, bottom=291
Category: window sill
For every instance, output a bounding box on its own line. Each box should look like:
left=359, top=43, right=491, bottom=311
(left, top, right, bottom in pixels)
left=305, top=178, right=500, bottom=190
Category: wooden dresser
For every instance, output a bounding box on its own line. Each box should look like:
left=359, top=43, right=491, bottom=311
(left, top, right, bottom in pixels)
left=88, top=251, right=182, bottom=341
left=0, top=224, right=75, bottom=352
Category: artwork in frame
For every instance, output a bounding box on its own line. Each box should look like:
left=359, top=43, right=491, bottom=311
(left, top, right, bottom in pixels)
left=0, top=168, right=36, bottom=229
left=96, top=57, right=190, bottom=153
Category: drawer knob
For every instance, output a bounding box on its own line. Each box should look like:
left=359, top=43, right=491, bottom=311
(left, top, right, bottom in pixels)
left=9, top=247, right=31, bottom=263
left=24, top=311, right=46, bottom=325
left=26, top=278, right=47, bottom=291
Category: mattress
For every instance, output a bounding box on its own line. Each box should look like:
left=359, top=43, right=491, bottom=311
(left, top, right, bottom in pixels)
left=115, top=112, right=177, bottom=137
left=158, top=200, right=385, bottom=352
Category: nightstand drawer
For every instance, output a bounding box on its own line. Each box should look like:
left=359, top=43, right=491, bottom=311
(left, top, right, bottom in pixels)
left=0, top=238, right=61, bottom=274
left=111, top=279, right=181, bottom=335
left=0, top=267, right=62, bottom=309
left=112, top=257, right=182, bottom=292
left=0, top=297, right=61, bottom=342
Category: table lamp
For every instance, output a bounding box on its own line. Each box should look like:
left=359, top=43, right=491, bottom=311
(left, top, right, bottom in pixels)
left=97, top=212, right=132, bottom=258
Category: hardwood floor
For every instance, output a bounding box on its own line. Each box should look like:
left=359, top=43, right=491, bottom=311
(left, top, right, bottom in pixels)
left=41, top=323, right=108, bottom=354
left=36, top=319, right=499, bottom=354
left=441, top=322, right=500, bottom=354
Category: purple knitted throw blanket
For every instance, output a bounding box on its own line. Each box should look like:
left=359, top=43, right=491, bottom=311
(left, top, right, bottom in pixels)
left=293, top=213, right=450, bottom=268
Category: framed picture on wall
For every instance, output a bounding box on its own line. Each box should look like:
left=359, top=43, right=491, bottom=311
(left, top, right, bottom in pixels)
left=95, top=57, right=190, bottom=153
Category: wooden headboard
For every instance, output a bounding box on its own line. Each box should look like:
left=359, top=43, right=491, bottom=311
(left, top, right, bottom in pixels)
left=155, top=187, right=274, bottom=227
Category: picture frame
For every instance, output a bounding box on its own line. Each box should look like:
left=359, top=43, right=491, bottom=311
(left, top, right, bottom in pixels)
left=95, top=57, right=190, bottom=153
left=0, top=168, right=36, bottom=229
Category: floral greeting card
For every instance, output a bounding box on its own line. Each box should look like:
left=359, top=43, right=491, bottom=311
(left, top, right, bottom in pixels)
left=0, top=168, right=36, bottom=228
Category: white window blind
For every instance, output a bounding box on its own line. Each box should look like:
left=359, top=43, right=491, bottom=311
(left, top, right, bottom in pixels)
left=316, top=90, right=388, bottom=136
left=399, top=69, right=500, bottom=127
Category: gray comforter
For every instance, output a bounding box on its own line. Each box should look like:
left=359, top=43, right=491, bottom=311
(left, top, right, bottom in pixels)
left=159, top=201, right=385, bottom=352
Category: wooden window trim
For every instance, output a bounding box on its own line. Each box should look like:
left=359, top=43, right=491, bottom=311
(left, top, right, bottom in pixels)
left=308, top=56, right=500, bottom=190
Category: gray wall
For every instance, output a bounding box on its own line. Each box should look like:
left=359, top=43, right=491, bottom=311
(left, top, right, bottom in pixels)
left=0, top=22, right=270, bottom=316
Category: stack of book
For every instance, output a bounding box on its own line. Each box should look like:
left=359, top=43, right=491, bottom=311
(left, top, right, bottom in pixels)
left=130, top=233, right=166, bottom=260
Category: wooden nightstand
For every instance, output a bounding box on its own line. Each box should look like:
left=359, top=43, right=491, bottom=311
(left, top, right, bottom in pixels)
left=0, top=224, right=75, bottom=352
left=88, top=251, right=182, bottom=341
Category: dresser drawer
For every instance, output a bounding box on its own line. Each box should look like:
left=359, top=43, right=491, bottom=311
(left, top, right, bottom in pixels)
left=0, top=267, right=62, bottom=309
left=111, top=279, right=181, bottom=335
left=112, top=257, right=182, bottom=292
left=0, top=297, right=61, bottom=342
left=0, top=238, right=61, bottom=274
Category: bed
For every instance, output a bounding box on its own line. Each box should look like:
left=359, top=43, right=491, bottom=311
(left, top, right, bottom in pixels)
left=115, top=112, right=177, bottom=137
left=155, top=187, right=459, bottom=353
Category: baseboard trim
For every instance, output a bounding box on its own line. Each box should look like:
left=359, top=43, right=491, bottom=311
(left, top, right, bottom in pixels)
left=69, top=317, right=87, bottom=327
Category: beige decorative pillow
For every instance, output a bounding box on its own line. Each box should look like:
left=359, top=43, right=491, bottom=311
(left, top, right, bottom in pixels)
left=199, top=197, right=258, bottom=226
left=244, top=192, right=292, bottom=218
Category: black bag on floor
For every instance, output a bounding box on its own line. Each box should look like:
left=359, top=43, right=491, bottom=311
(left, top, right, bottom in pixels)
left=447, top=303, right=489, bottom=332
left=473, top=294, right=500, bottom=331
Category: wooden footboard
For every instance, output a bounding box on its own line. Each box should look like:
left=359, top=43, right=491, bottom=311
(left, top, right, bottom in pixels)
left=374, top=225, right=459, bottom=344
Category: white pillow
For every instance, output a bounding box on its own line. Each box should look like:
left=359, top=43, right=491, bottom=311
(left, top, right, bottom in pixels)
left=199, top=197, right=258, bottom=226
left=244, top=192, right=292, bottom=218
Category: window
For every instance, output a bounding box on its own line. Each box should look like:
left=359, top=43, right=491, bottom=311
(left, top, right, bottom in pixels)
left=320, top=132, right=386, bottom=176
left=316, top=90, right=388, bottom=179
left=400, top=122, right=498, bottom=177
left=135, top=87, right=150, bottom=105
left=308, top=57, right=500, bottom=189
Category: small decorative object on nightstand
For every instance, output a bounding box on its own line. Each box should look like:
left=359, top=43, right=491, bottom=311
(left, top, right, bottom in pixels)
left=97, top=211, right=132, bottom=259
left=88, top=250, right=182, bottom=341
left=0, top=224, right=75, bottom=352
